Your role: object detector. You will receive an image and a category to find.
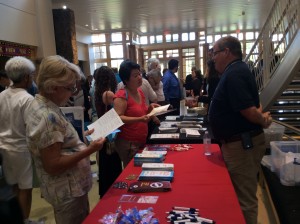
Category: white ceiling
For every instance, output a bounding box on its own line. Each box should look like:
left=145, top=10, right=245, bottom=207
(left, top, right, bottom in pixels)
left=52, top=0, right=275, bottom=35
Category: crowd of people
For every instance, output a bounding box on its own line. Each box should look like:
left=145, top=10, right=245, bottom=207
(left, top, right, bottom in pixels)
left=0, top=36, right=272, bottom=224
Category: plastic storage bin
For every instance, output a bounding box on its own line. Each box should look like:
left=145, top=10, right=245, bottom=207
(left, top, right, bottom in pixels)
left=264, top=122, right=285, bottom=148
left=270, top=141, right=300, bottom=186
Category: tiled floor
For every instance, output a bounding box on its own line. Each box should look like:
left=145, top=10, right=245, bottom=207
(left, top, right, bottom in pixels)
left=29, top=153, right=278, bottom=224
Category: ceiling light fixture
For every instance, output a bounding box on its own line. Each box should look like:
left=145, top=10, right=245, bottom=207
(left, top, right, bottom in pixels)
left=62, top=5, right=67, bottom=10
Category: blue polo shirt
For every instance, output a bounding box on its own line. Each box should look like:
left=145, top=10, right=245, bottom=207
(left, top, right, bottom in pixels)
left=162, top=69, right=181, bottom=101
left=208, top=60, right=261, bottom=140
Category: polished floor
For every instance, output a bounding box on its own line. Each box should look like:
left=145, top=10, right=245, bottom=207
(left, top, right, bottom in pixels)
left=29, top=153, right=278, bottom=224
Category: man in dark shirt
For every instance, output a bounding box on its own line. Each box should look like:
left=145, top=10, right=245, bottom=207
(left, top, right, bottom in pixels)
left=208, top=36, right=272, bottom=224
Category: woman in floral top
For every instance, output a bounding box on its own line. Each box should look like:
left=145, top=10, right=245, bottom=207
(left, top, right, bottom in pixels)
left=26, top=55, right=105, bottom=224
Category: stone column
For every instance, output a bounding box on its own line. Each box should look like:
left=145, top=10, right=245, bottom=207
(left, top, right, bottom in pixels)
left=52, top=8, right=78, bottom=64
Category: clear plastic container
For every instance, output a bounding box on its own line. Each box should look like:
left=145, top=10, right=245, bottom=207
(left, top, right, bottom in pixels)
left=203, top=131, right=212, bottom=156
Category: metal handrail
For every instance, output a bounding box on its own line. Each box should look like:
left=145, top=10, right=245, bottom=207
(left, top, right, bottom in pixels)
left=244, top=0, right=299, bottom=92
left=272, top=120, right=300, bottom=141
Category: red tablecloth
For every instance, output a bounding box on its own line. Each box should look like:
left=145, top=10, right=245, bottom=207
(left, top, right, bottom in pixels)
left=83, top=144, right=245, bottom=224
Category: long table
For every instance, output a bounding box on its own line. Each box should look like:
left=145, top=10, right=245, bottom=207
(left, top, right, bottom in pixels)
left=83, top=144, right=245, bottom=224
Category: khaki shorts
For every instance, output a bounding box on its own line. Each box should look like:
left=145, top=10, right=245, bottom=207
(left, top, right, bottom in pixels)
left=0, top=149, right=33, bottom=189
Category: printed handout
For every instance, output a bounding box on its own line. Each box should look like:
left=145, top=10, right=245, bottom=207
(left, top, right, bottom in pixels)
left=87, top=108, right=124, bottom=141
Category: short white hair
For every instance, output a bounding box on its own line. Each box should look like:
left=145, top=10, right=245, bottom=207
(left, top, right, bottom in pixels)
left=147, top=58, right=160, bottom=71
left=5, top=56, right=35, bottom=83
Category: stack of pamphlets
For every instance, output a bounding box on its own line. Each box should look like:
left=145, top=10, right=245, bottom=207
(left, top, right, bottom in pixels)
left=138, top=170, right=174, bottom=182
left=142, top=163, right=174, bottom=171
left=134, top=153, right=164, bottom=166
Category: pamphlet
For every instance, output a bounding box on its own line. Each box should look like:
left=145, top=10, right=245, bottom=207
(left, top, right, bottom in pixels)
left=87, top=108, right=124, bottom=141
left=147, top=104, right=170, bottom=117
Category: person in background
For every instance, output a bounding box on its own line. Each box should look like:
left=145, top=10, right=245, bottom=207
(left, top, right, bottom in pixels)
left=162, top=59, right=181, bottom=110
left=0, top=70, right=11, bottom=92
left=112, top=67, right=122, bottom=84
left=26, top=55, right=105, bottom=224
left=146, top=68, right=165, bottom=104
left=187, top=61, right=220, bottom=112
left=117, top=74, right=157, bottom=105
left=184, top=66, right=195, bottom=97
left=0, top=56, right=38, bottom=224
left=89, top=69, right=98, bottom=122
left=0, top=153, right=24, bottom=224
left=208, top=36, right=272, bottom=224
left=190, top=69, right=203, bottom=97
left=147, top=58, right=160, bottom=71
left=114, top=60, right=160, bottom=167
left=93, top=66, right=122, bottom=198
left=27, top=80, right=38, bottom=96
left=146, top=58, right=165, bottom=104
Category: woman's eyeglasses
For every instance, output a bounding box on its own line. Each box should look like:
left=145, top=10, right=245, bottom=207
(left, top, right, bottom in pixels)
left=63, top=85, right=77, bottom=94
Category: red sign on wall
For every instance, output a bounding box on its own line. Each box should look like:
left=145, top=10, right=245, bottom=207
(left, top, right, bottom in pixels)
left=0, top=41, right=32, bottom=57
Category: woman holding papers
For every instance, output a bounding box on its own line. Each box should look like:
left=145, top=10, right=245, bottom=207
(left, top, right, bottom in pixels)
left=114, top=60, right=160, bottom=167
left=93, top=66, right=122, bottom=198
left=26, top=55, right=105, bottom=224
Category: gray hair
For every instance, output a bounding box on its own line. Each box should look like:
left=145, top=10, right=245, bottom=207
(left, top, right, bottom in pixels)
left=147, top=58, right=160, bottom=71
left=146, top=68, right=162, bottom=78
left=5, top=56, right=35, bottom=83
left=37, top=55, right=81, bottom=93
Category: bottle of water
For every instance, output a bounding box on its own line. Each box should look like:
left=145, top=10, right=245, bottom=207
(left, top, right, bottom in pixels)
left=203, top=131, right=212, bottom=156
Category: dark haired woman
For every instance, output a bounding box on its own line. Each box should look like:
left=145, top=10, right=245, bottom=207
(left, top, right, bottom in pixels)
left=114, top=60, right=160, bottom=168
left=94, top=66, right=122, bottom=198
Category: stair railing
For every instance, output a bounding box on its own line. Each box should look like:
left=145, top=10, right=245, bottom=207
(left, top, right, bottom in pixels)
left=244, top=0, right=299, bottom=93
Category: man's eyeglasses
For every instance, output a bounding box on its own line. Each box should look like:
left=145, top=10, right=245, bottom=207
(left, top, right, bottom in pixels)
left=64, top=85, right=77, bottom=94
left=212, top=49, right=225, bottom=56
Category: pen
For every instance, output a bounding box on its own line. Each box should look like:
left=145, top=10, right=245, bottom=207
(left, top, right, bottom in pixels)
left=173, top=207, right=199, bottom=212
left=185, top=215, right=215, bottom=224
left=172, top=210, right=199, bottom=215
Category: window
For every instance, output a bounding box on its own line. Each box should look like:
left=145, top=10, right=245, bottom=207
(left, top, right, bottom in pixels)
left=150, top=36, right=155, bottom=44
left=143, top=51, right=149, bottom=60
left=206, top=35, right=213, bottom=43
left=91, top=34, right=106, bottom=43
left=156, top=35, right=163, bottom=43
left=246, top=32, right=254, bottom=40
left=110, top=45, right=123, bottom=58
left=111, top=32, right=122, bottom=42
left=166, top=34, right=172, bottom=42
left=189, top=32, right=195, bottom=41
left=166, top=49, right=179, bottom=58
left=173, top=34, right=179, bottom=42
left=94, top=62, right=107, bottom=70
left=150, top=50, right=163, bottom=58
left=93, top=45, right=107, bottom=59
left=111, top=59, right=123, bottom=69
left=246, top=42, right=255, bottom=54
left=140, top=36, right=148, bottom=44
left=182, top=33, right=189, bottom=41
left=182, top=48, right=195, bottom=57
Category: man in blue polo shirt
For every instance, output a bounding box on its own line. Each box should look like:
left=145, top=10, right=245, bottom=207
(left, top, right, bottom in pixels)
left=162, top=59, right=181, bottom=110
left=208, top=36, right=272, bottom=224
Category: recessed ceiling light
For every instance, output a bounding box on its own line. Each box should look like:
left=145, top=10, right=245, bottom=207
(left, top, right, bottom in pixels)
left=85, top=24, right=89, bottom=27
left=62, top=5, right=67, bottom=9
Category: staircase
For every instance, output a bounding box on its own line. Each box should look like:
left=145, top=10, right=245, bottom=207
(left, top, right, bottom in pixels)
left=244, top=0, right=300, bottom=137
left=270, top=74, right=300, bottom=129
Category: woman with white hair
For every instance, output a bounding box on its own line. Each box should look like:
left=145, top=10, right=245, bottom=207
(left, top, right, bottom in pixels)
left=0, top=56, right=36, bottom=224
left=26, top=55, right=105, bottom=224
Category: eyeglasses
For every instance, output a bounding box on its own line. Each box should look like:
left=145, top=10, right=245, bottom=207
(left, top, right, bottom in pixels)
left=212, top=49, right=225, bottom=57
left=63, top=85, right=77, bottom=94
